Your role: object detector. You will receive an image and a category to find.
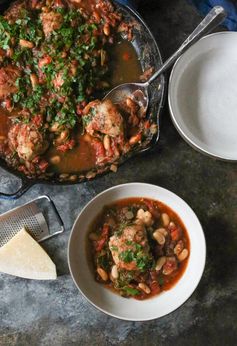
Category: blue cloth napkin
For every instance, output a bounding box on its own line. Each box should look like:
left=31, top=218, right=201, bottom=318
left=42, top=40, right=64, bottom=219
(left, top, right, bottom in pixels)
left=115, top=0, right=138, bottom=9
left=189, top=0, right=237, bottom=30
left=116, top=0, right=237, bottom=31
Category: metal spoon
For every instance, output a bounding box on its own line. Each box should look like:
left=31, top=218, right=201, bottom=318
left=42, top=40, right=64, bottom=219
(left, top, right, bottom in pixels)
left=104, top=6, right=226, bottom=112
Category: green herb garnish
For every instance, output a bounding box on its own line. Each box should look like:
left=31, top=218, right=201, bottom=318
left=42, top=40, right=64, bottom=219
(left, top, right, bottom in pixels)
left=122, top=286, right=140, bottom=296
left=119, top=250, right=135, bottom=263
left=118, top=244, right=152, bottom=271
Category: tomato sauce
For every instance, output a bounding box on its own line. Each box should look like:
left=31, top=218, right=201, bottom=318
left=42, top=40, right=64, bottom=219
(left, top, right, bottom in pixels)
left=0, top=111, right=9, bottom=138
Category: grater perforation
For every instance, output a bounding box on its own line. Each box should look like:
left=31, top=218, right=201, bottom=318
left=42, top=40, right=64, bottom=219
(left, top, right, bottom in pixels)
left=0, top=195, right=64, bottom=247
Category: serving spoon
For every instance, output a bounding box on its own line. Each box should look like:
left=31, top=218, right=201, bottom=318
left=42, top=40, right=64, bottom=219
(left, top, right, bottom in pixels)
left=104, top=6, right=226, bottom=111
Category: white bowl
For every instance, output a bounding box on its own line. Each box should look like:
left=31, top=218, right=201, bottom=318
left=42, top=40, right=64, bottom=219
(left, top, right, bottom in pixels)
left=169, top=32, right=237, bottom=161
left=68, top=183, right=206, bottom=321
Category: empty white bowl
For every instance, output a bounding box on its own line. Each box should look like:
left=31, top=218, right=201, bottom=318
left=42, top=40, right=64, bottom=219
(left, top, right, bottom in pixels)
left=169, top=32, right=237, bottom=161
left=68, top=183, right=206, bottom=321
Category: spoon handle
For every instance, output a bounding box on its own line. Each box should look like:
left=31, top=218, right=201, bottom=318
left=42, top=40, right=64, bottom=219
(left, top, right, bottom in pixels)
left=147, top=6, right=226, bottom=85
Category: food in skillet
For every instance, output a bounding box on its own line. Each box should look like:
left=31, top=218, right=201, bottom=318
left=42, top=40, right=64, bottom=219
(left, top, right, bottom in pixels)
left=89, top=198, right=190, bottom=300
left=0, top=0, right=157, bottom=179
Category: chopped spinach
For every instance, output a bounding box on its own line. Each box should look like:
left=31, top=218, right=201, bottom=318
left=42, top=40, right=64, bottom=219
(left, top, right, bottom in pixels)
left=122, top=286, right=140, bottom=296
left=158, top=276, right=164, bottom=286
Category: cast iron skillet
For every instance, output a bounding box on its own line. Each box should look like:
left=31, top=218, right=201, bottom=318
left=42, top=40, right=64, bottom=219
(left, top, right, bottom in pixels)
left=0, top=0, right=166, bottom=199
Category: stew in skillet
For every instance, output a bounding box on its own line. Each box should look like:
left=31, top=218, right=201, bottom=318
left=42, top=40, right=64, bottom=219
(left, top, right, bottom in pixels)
left=0, top=0, right=157, bottom=180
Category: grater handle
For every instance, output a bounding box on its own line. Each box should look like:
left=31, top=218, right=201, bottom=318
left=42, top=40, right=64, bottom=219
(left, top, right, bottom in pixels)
left=37, top=195, right=65, bottom=241
left=42, top=195, right=65, bottom=240
left=0, top=179, right=33, bottom=200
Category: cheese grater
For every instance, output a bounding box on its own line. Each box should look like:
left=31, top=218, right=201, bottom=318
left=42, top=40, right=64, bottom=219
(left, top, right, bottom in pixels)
left=0, top=195, right=64, bottom=247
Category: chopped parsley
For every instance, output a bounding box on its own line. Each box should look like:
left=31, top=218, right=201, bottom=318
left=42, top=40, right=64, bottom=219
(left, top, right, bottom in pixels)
left=119, top=249, right=135, bottom=263
left=114, top=221, right=133, bottom=237
left=118, top=243, right=152, bottom=271
left=0, top=4, right=110, bottom=131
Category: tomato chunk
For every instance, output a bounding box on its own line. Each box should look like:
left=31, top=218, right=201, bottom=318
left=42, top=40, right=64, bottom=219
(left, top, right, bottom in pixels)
left=96, top=224, right=109, bottom=252
left=38, top=56, right=52, bottom=68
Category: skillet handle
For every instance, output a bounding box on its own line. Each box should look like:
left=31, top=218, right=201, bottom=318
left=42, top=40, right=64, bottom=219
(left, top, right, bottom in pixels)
left=0, top=179, right=33, bottom=200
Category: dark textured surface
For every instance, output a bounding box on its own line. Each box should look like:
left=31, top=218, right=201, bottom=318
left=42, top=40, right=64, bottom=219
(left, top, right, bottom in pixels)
left=0, top=0, right=237, bottom=345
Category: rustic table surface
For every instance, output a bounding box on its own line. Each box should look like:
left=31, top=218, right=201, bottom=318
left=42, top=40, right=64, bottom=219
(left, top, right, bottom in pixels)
left=0, top=1, right=236, bottom=345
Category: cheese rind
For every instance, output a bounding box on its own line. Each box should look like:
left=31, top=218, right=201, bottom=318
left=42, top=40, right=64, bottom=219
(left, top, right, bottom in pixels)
left=0, top=227, right=57, bottom=280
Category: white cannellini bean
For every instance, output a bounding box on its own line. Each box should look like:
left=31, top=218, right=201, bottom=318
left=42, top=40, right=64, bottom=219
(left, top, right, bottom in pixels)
left=42, top=6, right=49, bottom=12
left=150, top=124, right=158, bottom=134
left=49, top=122, right=60, bottom=132
left=169, top=221, right=176, bottom=230
left=162, top=258, right=177, bottom=275
left=111, top=265, right=119, bottom=279
left=161, top=213, right=170, bottom=226
left=138, top=283, right=151, bottom=294
left=30, top=73, right=39, bottom=88
left=137, top=208, right=145, bottom=219
left=19, top=39, right=34, bottom=48
left=103, top=23, right=110, bottom=36
left=178, top=249, right=189, bottom=262
left=49, top=155, right=61, bottom=165
left=103, top=135, right=111, bottom=151
left=97, top=267, right=108, bottom=281
left=153, top=230, right=165, bottom=245
left=110, top=164, right=117, bottom=172
left=155, top=228, right=168, bottom=237
left=59, top=173, right=69, bottom=179
left=136, top=209, right=153, bottom=226
left=59, top=130, right=69, bottom=141
left=155, top=256, right=166, bottom=271
left=143, top=211, right=153, bottom=225
left=69, top=175, right=78, bottom=182
left=126, top=97, right=137, bottom=110
left=86, top=171, right=96, bottom=179
left=174, top=241, right=184, bottom=256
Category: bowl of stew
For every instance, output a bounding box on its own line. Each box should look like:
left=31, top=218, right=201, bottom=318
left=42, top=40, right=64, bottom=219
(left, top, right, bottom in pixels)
left=68, top=183, right=206, bottom=320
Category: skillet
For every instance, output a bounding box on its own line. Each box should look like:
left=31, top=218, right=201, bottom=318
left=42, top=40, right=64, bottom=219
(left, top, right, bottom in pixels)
left=0, top=0, right=166, bottom=199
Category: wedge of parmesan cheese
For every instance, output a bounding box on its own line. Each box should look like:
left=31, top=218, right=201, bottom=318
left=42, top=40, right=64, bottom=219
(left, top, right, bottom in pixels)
left=0, top=227, right=57, bottom=280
